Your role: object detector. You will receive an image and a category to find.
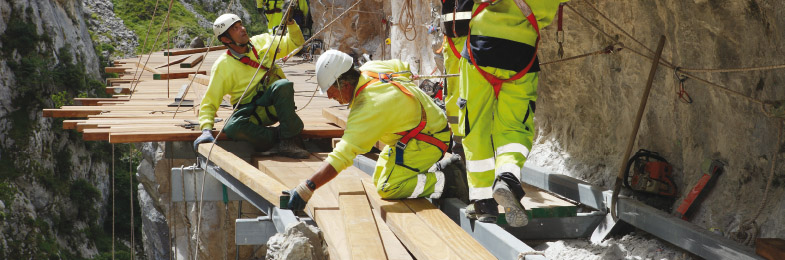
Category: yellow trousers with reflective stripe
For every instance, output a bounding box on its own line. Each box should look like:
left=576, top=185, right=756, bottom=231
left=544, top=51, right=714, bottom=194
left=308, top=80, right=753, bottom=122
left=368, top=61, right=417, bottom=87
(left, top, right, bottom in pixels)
left=457, top=58, right=537, bottom=201
left=443, top=36, right=466, bottom=136
left=372, top=130, right=450, bottom=199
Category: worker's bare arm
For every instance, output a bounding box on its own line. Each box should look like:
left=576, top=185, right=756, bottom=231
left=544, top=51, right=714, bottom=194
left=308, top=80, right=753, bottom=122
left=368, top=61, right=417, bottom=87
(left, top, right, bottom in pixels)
left=309, top=162, right=339, bottom=190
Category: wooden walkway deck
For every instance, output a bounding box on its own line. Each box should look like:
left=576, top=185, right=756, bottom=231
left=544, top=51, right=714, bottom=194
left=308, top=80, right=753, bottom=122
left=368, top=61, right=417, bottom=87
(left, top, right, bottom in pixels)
left=43, top=47, right=578, bottom=259
left=43, top=48, right=344, bottom=143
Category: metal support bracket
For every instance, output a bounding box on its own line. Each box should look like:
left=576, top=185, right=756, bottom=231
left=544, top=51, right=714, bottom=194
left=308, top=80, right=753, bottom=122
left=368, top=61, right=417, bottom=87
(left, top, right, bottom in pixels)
left=171, top=166, right=242, bottom=202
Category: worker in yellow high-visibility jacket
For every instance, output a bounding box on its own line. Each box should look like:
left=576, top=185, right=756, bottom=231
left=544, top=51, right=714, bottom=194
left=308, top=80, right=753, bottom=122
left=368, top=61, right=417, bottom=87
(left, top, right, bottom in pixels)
left=257, top=0, right=309, bottom=33
left=286, top=50, right=467, bottom=210
left=194, top=13, right=309, bottom=158
left=458, top=0, right=568, bottom=227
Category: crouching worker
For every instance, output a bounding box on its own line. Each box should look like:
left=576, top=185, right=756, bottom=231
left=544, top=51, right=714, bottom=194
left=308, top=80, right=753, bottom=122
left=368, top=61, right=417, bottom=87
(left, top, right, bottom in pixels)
left=287, top=50, right=468, bottom=210
left=194, top=13, right=310, bottom=159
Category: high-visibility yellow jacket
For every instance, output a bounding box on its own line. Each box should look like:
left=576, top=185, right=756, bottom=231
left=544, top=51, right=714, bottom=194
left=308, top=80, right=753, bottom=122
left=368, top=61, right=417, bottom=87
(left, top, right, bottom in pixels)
left=326, top=60, right=448, bottom=173
left=198, top=23, right=304, bottom=130
left=257, top=0, right=309, bottom=30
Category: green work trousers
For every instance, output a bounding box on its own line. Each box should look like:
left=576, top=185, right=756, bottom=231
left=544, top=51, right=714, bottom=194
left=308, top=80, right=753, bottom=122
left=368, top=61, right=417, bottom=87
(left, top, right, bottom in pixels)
left=457, top=58, right=538, bottom=201
left=224, top=79, right=304, bottom=150
left=372, top=129, right=451, bottom=199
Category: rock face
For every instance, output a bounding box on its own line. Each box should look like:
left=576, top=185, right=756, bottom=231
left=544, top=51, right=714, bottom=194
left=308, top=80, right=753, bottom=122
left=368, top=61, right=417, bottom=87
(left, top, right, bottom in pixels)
left=82, top=0, right=138, bottom=59
left=527, top=0, right=785, bottom=241
left=0, top=0, right=111, bottom=258
left=266, top=221, right=328, bottom=260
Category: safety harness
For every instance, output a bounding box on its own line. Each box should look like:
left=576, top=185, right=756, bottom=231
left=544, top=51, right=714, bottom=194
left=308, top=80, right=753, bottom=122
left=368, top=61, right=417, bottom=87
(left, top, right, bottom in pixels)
left=466, top=0, right=540, bottom=98
left=355, top=71, right=449, bottom=168
left=227, top=45, right=278, bottom=122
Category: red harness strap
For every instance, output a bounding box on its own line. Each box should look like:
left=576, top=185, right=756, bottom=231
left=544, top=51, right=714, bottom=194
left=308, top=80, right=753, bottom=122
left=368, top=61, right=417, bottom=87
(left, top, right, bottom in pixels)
left=446, top=35, right=462, bottom=59
left=355, top=71, right=449, bottom=156
left=466, top=0, right=540, bottom=98
left=228, top=45, right=270, bottom=70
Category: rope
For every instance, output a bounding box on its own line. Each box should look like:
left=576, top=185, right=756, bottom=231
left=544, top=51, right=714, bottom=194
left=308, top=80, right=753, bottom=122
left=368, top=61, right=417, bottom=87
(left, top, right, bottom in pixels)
left=539, top=44, right=622, bottom=66
left=181, top=165, right=193, bottom=258
left=129, top=144, right=135, bottom=259
left=235, top=201, right=241, bottom=260
left=111, top=144, right=115, bottom=260
left=399, top=0, right=417, bottom=41
left=194, top=1, right=296, bottom=259
left=730, top=120, right=782, bottom=246
left=129, top=0, right=176, bottom=98
left=566, top=2, right=769, bottom=107
left=518, top=251, right=546, bottom=259
left=280, top=0, right=365, bottom=62
left=129, top=0, right=161, bottom=89
left=166, top=0, right=172, bottom=99
left=679, top=63, right=785, bottom=73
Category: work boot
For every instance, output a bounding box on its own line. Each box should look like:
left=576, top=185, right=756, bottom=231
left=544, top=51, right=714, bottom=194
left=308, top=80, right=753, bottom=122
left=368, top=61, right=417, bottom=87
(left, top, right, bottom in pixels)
left=474, top=198, right=499, bottom=223
left=493, top=172, right=528, bottom=227
left=435, top=154, right=469, bottom=203
left=277, top=135, right=310, bottom=159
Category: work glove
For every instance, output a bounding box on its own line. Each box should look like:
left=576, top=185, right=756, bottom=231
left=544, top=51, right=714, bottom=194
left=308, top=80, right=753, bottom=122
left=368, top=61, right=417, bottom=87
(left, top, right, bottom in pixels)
left=287, top=180, right=315, bottom=211
left=193, top=128, right=215, bottom=152
left=282, top=0, right=297, bottom=24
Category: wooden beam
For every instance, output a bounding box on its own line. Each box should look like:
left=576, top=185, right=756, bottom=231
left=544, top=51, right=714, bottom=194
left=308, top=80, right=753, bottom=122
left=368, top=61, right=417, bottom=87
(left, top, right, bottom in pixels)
left=180, top=54, right=205, bottom=68
left=341, top=193, right=388, bottom=260
left=322, top=107, right=349, bottom=129
left=756, top=238, right=785, bottom=260
left=73, top=98, right=129, bottom=106
left=43, top=109, right=102, bottom=118
left=164, top=45, right=228, bottom=56
left=362, top=180, right=462, bottom=260
left=105, top=67, right=130, bottom=73
left=313, top=209, right=352, bottom=260
left=153, top=71, right=207, bottom=80
left=198, top=143, right=288, bottom=208
left=403, top=199, right=495, bottom=259
left=154, top=55, right=191, bottom=69
left=520, top=183, right=577, bottom=218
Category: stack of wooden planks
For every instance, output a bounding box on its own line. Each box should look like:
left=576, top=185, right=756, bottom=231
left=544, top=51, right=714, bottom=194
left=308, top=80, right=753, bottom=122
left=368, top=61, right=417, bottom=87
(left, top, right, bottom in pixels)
left=42, top=47, right=344, bottom=143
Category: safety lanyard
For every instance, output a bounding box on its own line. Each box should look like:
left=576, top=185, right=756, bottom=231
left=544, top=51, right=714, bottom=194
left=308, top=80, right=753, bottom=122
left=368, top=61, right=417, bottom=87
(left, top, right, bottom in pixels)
left=466, top=0, right=540, bottom=98
left=354, top=71, right=449, bottom=163
left=227, top=45, right=270, bottom=70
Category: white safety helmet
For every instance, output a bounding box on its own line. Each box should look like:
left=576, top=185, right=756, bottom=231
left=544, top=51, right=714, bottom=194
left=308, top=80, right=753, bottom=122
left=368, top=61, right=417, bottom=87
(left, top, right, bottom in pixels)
left=315, top=50, right=354, bottom=94
left=213, top=14, right=241, bottom=38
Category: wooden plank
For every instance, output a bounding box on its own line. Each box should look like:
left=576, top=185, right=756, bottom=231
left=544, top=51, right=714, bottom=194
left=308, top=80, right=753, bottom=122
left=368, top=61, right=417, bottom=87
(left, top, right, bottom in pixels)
left=105, top=67, right=130, bottom=73
left=63, top=120, right=85, bottom=129
left=520, top=183, right=578, bottom=218
left=74, top=98, right=129, bottom=106
left=180, top=53, right=205, bottom=68
left=198, top=143, right=287, bottom=207
left=43, top=109, right=102, bottom=118
left=188, top=74, right=211, bottom=86
left=106, top=87, right=131, bottom=94
left=322, top=107, right=349, bottom=129
left=403, top=199, right=495, bottom=259
left=756, top=238, right=785, bottom=260
left=163, top=45, right=227, bottom=56
left=153, top=71, right=207, bottom=80
left=361, top=180, right=461, bottom=260
left=371, top=208, right=413, bottom=260
left=340, top=194, right=387, bottom=260
left=154, top=55, right=191, bottom=69
left=313, top=209, right=351, bottom=260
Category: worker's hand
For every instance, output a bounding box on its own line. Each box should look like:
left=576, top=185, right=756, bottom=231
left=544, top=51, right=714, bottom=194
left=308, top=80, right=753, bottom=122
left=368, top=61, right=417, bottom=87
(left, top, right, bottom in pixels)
left=287, top=181, right=315, bottom=210
left=283, top=1, right=297, bottom=24
left=193, top=128, right=215, bottom=152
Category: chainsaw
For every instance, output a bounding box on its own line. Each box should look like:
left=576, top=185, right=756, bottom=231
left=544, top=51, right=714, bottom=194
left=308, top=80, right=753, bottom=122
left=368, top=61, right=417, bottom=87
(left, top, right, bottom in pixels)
left=623, top=149, right=677, bottom=197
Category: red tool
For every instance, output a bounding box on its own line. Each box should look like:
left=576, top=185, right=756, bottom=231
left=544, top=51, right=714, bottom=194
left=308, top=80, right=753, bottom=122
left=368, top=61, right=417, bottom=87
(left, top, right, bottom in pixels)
left=675, top=159, right=723, bottom=220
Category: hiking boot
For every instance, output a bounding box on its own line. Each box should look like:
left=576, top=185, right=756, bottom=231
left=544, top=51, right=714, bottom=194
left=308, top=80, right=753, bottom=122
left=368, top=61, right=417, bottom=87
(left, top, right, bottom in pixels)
left=493, top=172, right=528, bottom=227
left=436, top=154, right=469, bottom=203
left=277, top=135, right=310, bottom=159
left=474, top=198, right=499, bottom=223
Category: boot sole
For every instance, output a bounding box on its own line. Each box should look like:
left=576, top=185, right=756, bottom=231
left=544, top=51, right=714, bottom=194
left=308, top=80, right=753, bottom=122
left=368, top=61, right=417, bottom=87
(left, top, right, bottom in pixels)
left=493, top=188, right=528, bottom=227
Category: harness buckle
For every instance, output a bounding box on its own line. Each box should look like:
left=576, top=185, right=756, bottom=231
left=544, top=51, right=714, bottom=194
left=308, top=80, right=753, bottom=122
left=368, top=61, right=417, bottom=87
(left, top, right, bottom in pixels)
left=378, top=72, right=392, bottom=83
left=395, top=141, right=407, bottom=151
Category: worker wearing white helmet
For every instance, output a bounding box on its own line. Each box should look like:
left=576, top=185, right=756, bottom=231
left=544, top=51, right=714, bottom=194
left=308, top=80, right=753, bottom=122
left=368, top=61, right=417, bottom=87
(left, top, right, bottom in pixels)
left=194, top=13, right=309, bottom=158
left=287, top=50, right=468, bottom=210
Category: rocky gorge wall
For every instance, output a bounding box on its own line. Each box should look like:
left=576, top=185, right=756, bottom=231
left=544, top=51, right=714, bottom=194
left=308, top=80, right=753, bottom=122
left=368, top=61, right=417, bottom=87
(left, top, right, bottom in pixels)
left=529, top=0, right=785, bottom=241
